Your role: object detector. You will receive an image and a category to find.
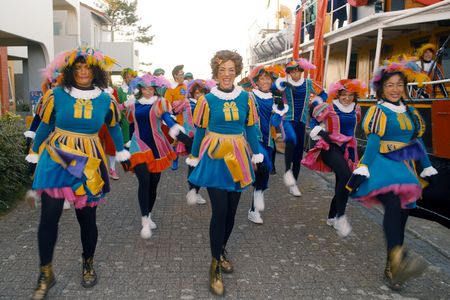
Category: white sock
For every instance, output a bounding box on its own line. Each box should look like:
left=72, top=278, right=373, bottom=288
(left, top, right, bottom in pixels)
left=108, top=155, right=116, bottom=171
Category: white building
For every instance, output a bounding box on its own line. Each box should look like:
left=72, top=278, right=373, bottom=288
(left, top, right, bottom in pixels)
left=0, top=0, right=137, bottom=114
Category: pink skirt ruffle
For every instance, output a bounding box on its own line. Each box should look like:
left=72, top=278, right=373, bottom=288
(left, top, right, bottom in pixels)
left=37, top=188, right=105, bottom=209
left=353, top=184, right=422, bottom=209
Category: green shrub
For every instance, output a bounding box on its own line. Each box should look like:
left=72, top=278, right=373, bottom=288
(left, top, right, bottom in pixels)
left=0, top=112, right=30, bottom=212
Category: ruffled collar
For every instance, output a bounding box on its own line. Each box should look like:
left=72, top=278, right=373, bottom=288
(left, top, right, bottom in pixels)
left=120, top=83, right=129, bottom=93
left=253, top=89, right=272, bottom=99
left=381, top=101, right=406, bottom=113
left=210, top=86, right=243, bottom=100
left=333, top=100, right=355, bottom=113
left=65, top=87, right=102, bottom=100
left=287, top=76, right=304, bottom=87
left=103, top=87, right=114, bottom=95
left=138, top=96, right=158, bottom=105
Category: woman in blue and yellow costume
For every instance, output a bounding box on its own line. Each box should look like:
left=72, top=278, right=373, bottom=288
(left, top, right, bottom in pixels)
left=275, top=58, right=327, bottom=196
left=246, top=65, right=288, bottom=225
left=348, top=59, right=438, bottom=290
left=187, top=50, right=264, bottom=296
left=302, top=79, right=366, bottom=237
left=122, top=74, right=191, bottom=239
left=25, top=47, right=130, bottom=300
left=185, top=79, right=216, bottom=206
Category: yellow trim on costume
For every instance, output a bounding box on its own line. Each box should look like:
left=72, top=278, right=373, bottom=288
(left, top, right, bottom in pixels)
left=73, top=99, right=93, bottom=119
left=40, top=90, right=55, bottom=124
left=411, top=107, right=426, bottom=137
left=363, top=106, right=387, bottom=137
left=223, top=101, right=239, bottom=121
left=396, top=113, right=412, bottom=131
left=193, top=96, right=210, bottom=128
left=108, top=99, right=120, bottom=127
left=246, top=96, right=259, bottom=126
left=205, top=131, right=249, bottom=187
left=379, top=141, right=408, bottom=153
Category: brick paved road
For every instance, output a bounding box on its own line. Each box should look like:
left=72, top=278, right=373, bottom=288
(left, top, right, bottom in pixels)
left=0, top=154, right=449, bottom=299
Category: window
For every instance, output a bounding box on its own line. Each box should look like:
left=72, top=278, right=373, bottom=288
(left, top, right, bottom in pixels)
left=53, top=22, right=63, bottom=36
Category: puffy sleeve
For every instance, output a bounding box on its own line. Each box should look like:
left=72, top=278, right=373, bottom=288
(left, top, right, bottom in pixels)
left=409, top=107, right=431, bottom=168
left=39, top=90, right=56, bottom=125
left=359, top=105, right=386, bottom=168
left=31, top=90, right=55, bottom=153
left=192, top=95, right=210, bottom=129
left=105, top=96, right=121, bottom=127
left=362, top=105, right=387, bottom=138
left=245, top=94, right=261, bottom=154
left=409, top=106, right=426, bottom=138
left=153, top=97, right=173, bottom=118
left=246, top=93, right=259, bottom=126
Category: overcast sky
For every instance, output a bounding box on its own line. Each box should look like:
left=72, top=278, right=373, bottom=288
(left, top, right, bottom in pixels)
left=135, top=0, right=299, bottom=79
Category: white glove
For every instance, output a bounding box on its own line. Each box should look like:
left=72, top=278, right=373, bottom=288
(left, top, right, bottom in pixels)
left=309, top=125, right=324, bottom=141
left=115, top=149, right=131, bottom=162
left=353, top=165, right=370, bottom=178
left=25, top=153, right=39, bottom=164
left=251, top=153, right=264, bottom=164
left=186, top=156, right=200, bottom=167
left=420, top=166, right=438, bottom=178
left=169, top=124, right=186, bottom=139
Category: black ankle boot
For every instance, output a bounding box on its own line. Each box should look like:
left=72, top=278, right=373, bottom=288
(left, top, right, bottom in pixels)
left=81, top=256, right=98, bottom=288
left=31, top=263, right=55, bottom=300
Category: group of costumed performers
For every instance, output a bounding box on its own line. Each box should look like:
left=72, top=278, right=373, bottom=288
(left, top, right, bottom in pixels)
left=187, top=50, right=264, bottom=296
left=184, top=79, right=216, bottom=206
left=117, top=68, right=137, bottom=147
left=121, top=73, right=192, bottom=239
left=276, top=59, right=328, bottom=197
left=246, top=65, right=288, bottom=224
left=302, top=79, right=366, bottom=237
left=164, top=65, right=188, bottom=170
left=347, top=59, right=438, bottom=290
left=25, top=47, right=131, bottom=300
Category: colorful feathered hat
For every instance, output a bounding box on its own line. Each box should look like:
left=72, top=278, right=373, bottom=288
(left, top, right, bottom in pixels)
left=238, top=77, right=253, bottom=89
left=249, top=64, right=286, bottom=86
left=186, top=79, right=216, bottom=97
left=417, top=43, right=436, bottom=58
left=328, top=79, right=368, bottom=100
left=285, top=58, right=316, bottom=72
left=121, top=68, right=137, bottom=78
left=49, top=47, right=116, bottom=74
left=129, top=73, right=172, bottom=92
left=371, top=57, right=430, bottom=91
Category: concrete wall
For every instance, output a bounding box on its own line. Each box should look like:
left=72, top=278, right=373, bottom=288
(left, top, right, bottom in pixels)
left=0, top=0, right=54, bottom=62
left=100, top=42, right=139, bottom=73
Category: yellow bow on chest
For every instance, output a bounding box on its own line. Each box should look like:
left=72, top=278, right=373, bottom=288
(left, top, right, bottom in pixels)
left=74, top=99, right=93, bottom=119
left=223, top=101, right=239, bottom=121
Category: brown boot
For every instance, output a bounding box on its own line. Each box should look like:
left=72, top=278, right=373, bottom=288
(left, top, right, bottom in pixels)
left=209, top=258, right=224, bottom=296
left=384, top=255, right=401, bottom=290
left=31, top=263, right=56, bottom=300
left=220, top=249, right=233, bottom=274
left=388, top=246, right=427, bottom=287
left=81, top=256, right=98, bottom=288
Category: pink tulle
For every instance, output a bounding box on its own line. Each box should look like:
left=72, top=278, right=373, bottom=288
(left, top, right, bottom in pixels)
left=37, top=188, right=105, bottom=209
left=353, top=184, right=422, bottom=209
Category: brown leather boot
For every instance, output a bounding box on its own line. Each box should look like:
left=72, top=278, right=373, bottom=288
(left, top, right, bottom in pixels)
left=220, top=249, right=233, bottom=274
left=31, top=263, right=56, bottom=300
left=81, top=256, right=98, bottom=288
left=388, top=246, right=427, bottom=287
left=209, top=257, right=224, bottom=296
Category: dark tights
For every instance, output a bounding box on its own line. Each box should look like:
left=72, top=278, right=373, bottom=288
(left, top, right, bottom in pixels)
left=38, top=193, right=98, bottom=266
left=378, top=192, right=409, bottom=251
left=188, top=166, right=200, bottom=192
left=207, top=188, right=241, bottom=260
left=134, top=164, right=161, bottom=216
left=320, top=144, right=352, bottom=218
left=284, top=121, right=305, bottom=180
